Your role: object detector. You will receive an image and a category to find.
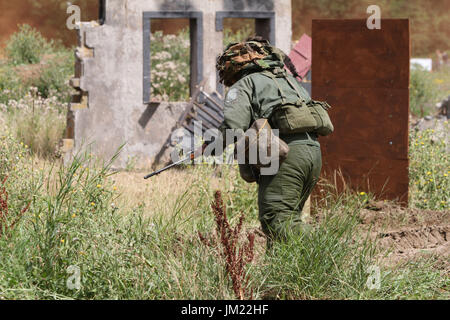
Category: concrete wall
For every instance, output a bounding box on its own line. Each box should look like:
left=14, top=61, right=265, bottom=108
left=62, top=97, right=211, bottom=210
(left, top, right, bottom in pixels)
left=66, top=0, right=292, bottom=168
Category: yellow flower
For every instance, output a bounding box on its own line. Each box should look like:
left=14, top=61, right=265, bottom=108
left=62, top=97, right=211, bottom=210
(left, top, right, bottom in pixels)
left=72, top=213, right=76, bottom=218
left=91, top=202, right=95, bottom=206
left=359, top=192, right=366, bottom=196
left=426, top=171, right=432, bottom=175
left=429, top=179, right=433, bottom=182
left=113, top=186, right=117, bottom=191
left=97, top=184, right=102, bottom=188
left=444, top=174, right=448, bottom=177
left=423, top=199, right=427, bottom=203
left=61, top=239, right=65, bottom=243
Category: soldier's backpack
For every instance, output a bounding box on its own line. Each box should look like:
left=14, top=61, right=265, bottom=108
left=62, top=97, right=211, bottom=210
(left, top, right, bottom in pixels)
left=262, top=69, right=334, bottom=136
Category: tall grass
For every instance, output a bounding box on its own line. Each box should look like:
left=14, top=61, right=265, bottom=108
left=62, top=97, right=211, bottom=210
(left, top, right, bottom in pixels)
left=409, top=125, right=449, bottom=210
left=1, top=89, right=66, bottom=158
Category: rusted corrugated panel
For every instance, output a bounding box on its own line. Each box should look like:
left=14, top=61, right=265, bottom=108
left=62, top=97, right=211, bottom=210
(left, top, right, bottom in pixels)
left=312, top=19, right=410, bottom=204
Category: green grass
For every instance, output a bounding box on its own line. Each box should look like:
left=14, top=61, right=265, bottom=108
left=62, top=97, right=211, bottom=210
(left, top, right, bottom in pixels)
left=410, top=64, right=450, bottom=117
left=0, top=133, right=448, bottom=299
left=409, top=125, right=449, bottom=210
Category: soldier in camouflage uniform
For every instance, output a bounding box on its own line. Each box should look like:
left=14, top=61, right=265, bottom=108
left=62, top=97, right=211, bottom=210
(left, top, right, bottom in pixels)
left=216, top=38, right=325, bottom=247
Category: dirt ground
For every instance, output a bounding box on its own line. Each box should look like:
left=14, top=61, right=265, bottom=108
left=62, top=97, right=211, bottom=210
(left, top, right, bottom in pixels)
left=358, top=201, right=449, bottom=271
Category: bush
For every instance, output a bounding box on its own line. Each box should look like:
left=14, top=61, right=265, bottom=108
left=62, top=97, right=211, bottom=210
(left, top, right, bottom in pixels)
left=409, top=126, right=449, bottom=210
left=32, top=50, right=75, bottom=102
left=410, top=66, right=439, bottom=117
left=2, top=90, right=66, bottom=158
left=1, top=25, right=74, bottom=104
left=148, top=26, right=255, bottom=102
left=223, top=24, right=254, bottom=46
left=150, top=30, right=190, bottom=102
left=5, top=25, right=51, bottom=66
left=0, top=63, right=27, bottom=104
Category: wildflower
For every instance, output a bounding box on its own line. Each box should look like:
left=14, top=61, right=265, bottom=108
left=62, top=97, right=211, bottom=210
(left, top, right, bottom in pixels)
left=113, top=186, right=117, bottom=191
left=97, top=184, right=102, bottom=188
left=426, top=171, right=432, bottom=175
left=61, top=239, right=65, bottom=243
left=359, top=192, right=366, bottom=196
left=72, top=213, right=76, bottom=218
left=91, top=202, right=95, bottom=206
left=423, top=199, right=427, bottom=203
left=444, top=174, right=448, bottom=177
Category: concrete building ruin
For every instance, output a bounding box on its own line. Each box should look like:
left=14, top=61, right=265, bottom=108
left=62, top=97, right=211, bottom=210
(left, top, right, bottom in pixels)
left=63, top=0, right=292, bottom=168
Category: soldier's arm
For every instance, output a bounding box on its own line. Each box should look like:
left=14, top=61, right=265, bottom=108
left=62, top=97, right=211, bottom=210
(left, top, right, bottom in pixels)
left=218, top=77, right=255, bottom=148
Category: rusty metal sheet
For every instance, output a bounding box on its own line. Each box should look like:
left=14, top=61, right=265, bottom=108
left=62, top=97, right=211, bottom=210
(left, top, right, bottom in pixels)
left=312, top=19, right=410, bottom=203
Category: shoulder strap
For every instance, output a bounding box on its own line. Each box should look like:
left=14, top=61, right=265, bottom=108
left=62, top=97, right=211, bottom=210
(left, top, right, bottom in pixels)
left=261, top=70, right=287, bottom=105
left=284, top=75, right=303, bottom=101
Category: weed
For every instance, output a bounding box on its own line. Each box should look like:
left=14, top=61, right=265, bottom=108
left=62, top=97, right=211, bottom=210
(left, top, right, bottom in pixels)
left=199, top=191, right=255, bottom=300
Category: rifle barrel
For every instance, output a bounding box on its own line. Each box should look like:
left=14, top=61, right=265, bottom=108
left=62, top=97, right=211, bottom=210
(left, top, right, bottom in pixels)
left=144, top=151, right=194, bottom=179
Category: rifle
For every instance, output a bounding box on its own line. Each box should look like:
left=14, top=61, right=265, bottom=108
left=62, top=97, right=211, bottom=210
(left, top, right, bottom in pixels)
left=143, top=145, right=206, bottom=179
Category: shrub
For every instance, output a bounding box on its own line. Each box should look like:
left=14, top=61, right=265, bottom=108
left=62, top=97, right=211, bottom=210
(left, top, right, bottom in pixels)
left=410, top=66, right=439, bottom=117
left=1, top=25, right=74, bottom=104
left=409, top=126, right=449, bottom=210
left=150, top=30, right=190, bottom=102
left=0, top=63, right=27, bottom=104
left=5, top=25, right=51, bottom=66
left=32, top=50, right=75, bottom=102
left=223, top=24, right=254, bottom=46
left=2, top=89, right=66, bottom=158
left=148, top=26, right=255, bottom=102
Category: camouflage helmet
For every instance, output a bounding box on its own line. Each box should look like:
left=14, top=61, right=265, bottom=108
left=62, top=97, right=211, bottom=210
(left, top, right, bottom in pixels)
left=216, top=37, right=272, bottom=87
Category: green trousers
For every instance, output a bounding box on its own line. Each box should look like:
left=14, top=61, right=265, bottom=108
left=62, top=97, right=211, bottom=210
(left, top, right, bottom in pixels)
left=257, top=133, right=322, bottom=244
